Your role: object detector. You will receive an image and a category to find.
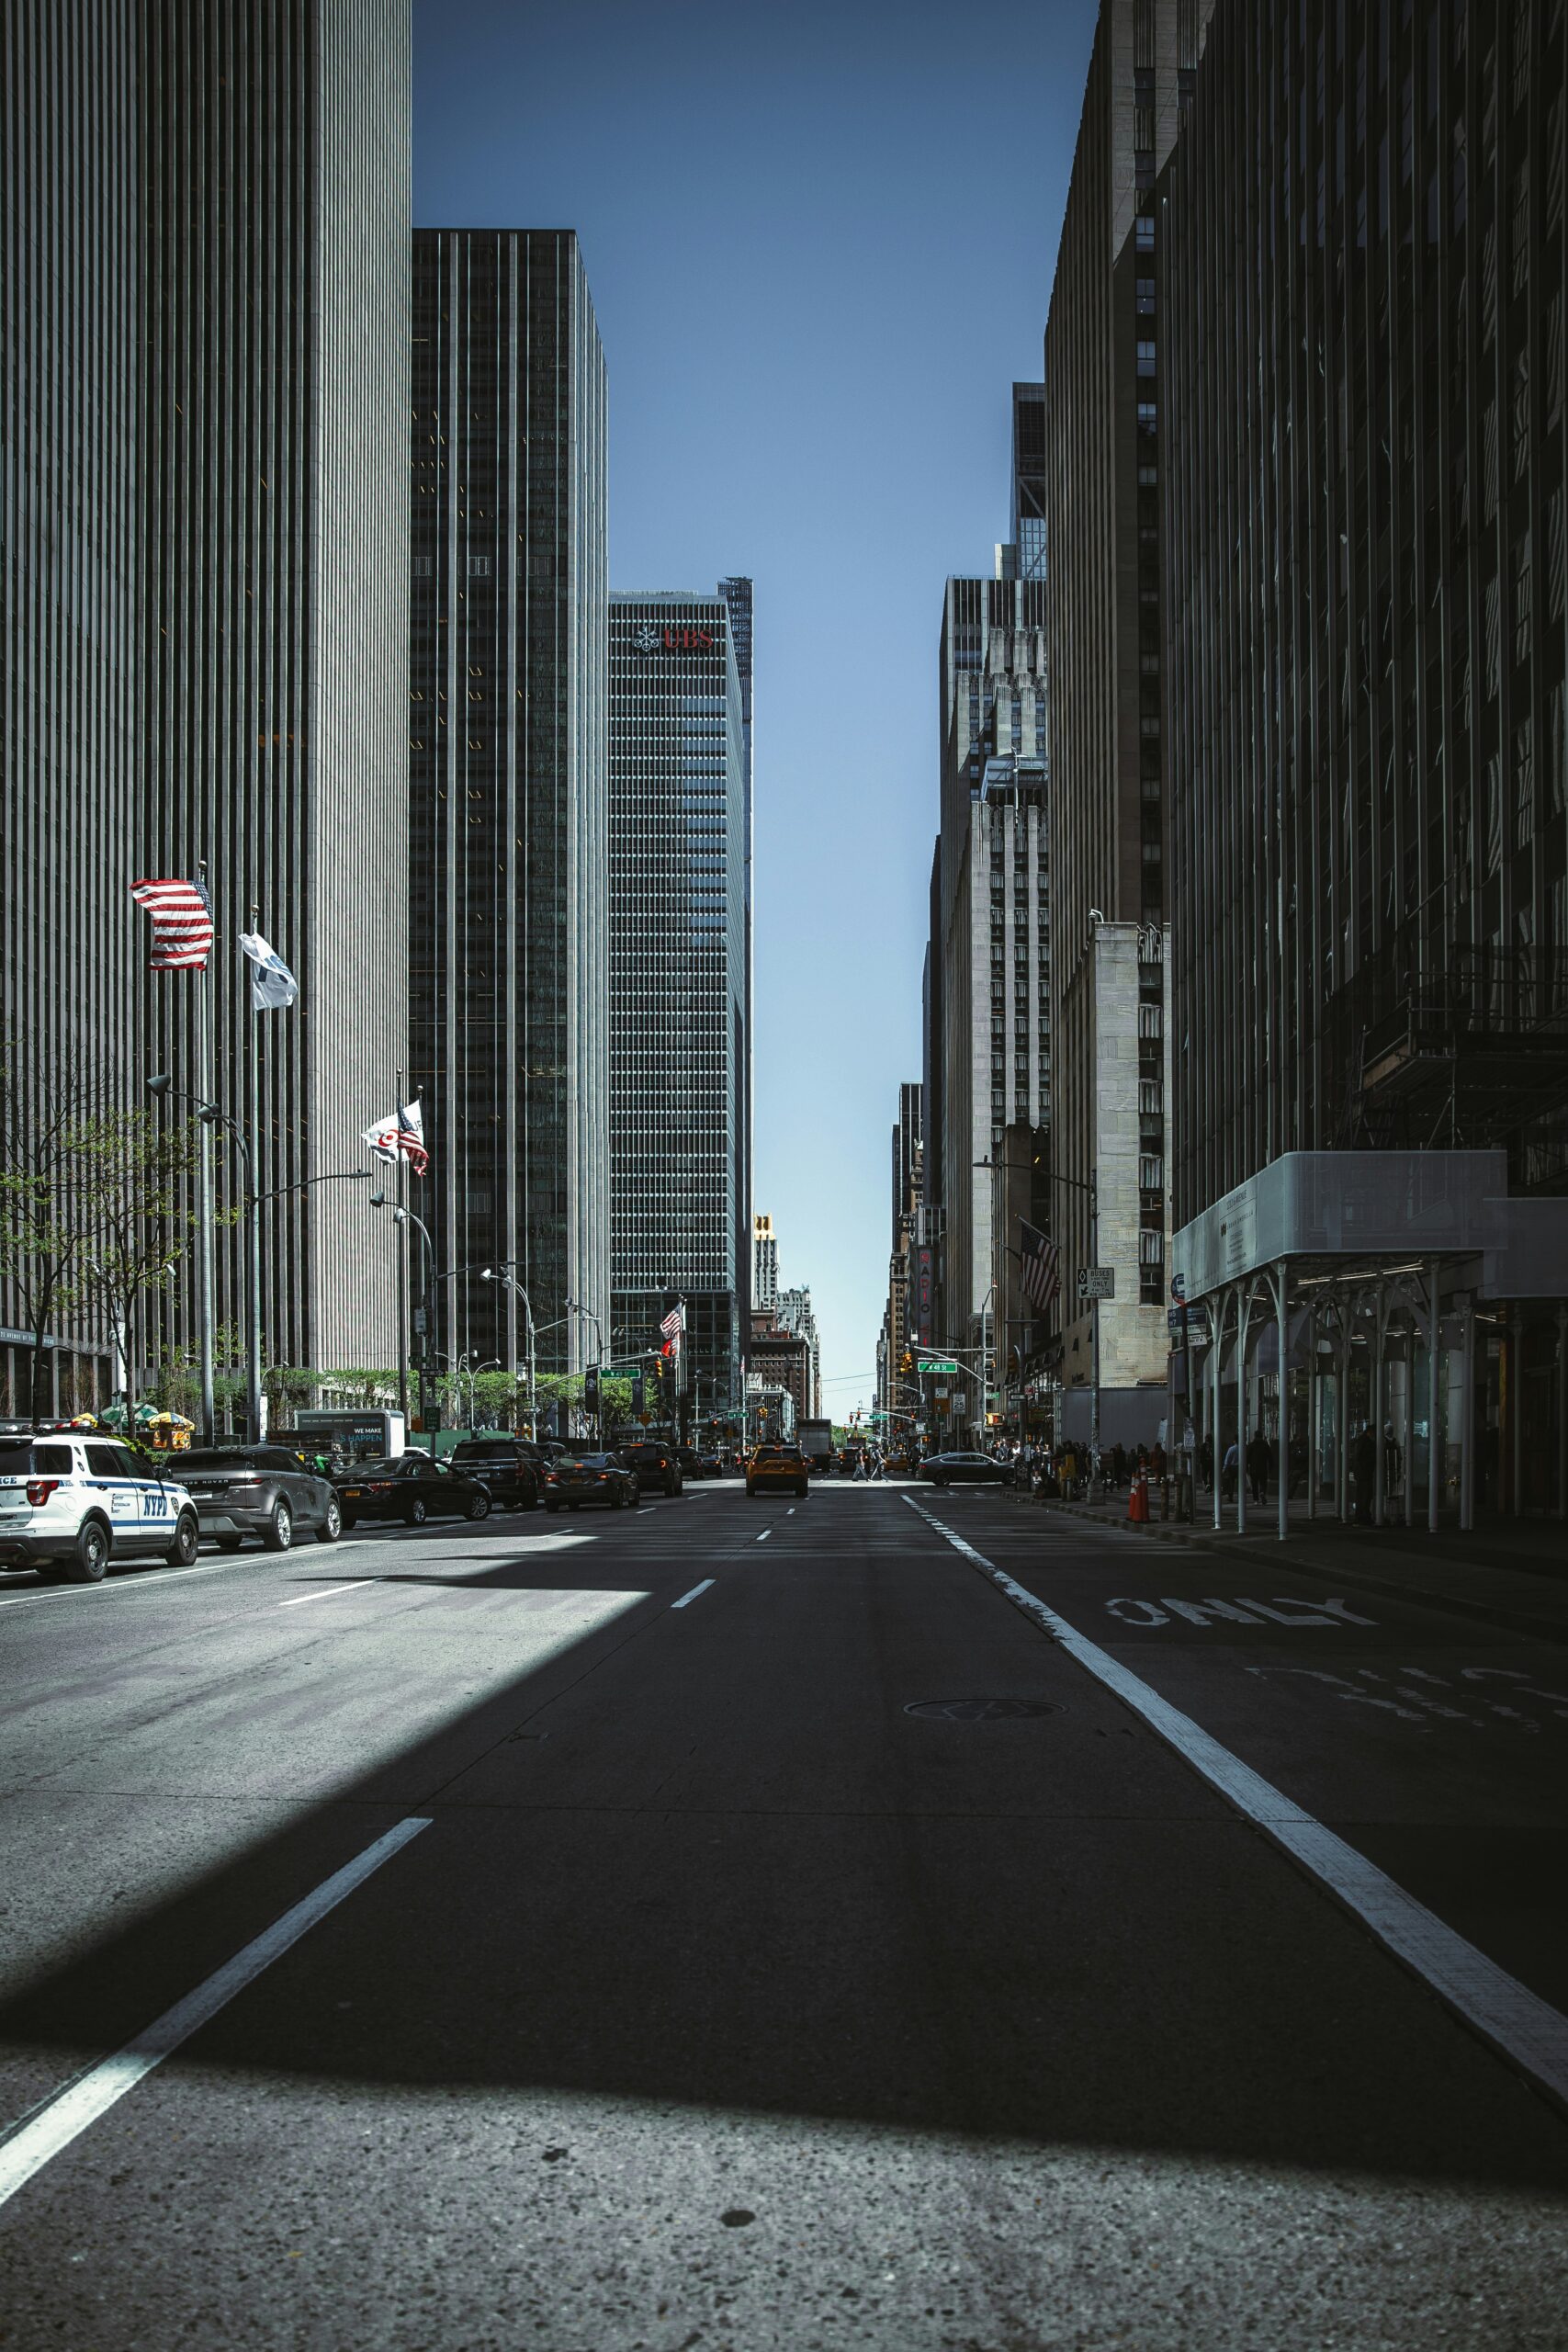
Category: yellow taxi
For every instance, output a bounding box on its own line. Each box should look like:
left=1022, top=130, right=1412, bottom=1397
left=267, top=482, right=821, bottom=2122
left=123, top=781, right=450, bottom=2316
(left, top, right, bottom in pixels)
left=745, top=1443, right=809, bottom=1498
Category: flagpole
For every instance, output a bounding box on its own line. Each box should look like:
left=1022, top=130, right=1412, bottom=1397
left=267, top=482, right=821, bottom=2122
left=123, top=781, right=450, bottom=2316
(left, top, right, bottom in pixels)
left=195, top=863, right=217, bottom=1449
left=395, top=1064, right=409, bottom=1424
left=246, top=906, right=265, bottom=1445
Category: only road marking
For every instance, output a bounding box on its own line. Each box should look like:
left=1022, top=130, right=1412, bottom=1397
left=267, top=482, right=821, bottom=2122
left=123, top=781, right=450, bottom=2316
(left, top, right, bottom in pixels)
left=904, top=1493, right=1568, bottom=2119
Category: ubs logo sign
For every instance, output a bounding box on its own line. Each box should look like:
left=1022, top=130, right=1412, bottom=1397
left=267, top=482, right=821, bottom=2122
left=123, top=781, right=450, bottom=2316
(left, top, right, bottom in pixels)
left=631, top=622, right=716, bottom=654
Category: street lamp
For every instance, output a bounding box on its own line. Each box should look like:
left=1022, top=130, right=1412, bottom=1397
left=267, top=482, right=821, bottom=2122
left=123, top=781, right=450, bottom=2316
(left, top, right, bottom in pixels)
left=147, top=1071, right=257, bottom=1447
left=481, top=1266, right=536, bottom=1438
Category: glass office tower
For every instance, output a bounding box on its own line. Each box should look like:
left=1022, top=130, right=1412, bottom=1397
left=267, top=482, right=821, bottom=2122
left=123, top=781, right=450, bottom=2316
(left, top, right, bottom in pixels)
left=609, top=588, right=752, bottom=1421
left=410, top=231, right=609, bottom=1381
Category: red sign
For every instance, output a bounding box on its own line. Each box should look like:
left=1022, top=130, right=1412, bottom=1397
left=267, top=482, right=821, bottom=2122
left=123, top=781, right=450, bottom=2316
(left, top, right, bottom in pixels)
left=664, top=626, right=713, bottom=650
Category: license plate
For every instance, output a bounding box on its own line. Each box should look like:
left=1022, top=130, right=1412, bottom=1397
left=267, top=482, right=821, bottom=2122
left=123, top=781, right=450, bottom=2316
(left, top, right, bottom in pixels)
left=344, top=1488, right=362, bottom=1499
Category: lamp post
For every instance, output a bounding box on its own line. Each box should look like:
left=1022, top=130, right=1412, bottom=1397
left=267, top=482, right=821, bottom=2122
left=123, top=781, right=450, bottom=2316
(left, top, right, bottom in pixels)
left=147, top=1073, right=258, bottom=1446
left=481, top=1265, right=535, bottom=1437
left=391, top=1205, right=435, bottom=1432
left=565, top=1296, right=604, bottom=1444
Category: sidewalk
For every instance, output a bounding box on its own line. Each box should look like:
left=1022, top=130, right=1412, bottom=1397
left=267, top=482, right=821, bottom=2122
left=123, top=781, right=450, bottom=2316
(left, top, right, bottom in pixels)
left=1019, top=1488, right=1568, bottom=1646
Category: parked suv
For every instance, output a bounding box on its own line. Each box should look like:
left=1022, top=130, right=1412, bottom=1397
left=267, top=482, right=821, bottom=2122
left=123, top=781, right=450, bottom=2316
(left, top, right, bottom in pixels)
left=176, top=1447, right=343, bottom=1552
left=0, top=1431, right=199, bottom=1583
left=446, top=1438, right=542, bottom=1512
left=618, top=1441, right=683, bottom=1497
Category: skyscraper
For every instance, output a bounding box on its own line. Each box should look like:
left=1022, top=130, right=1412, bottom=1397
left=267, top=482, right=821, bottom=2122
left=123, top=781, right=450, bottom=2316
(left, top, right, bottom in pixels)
left=1, top=0, right=141, bottom=1417
left=409, top=230, right=608, bottom=1381
left=138, top=0, right=412, bottom=1378
left=752, top=1214, right=780, bottom=1317
left=610, top=588, right=753, bottom=1420
left=3, top=0, right=413, bottom=1413
left=933, top=578, right=1052, bottom=1419
left=1040, top=0, right=1211, bottom=1440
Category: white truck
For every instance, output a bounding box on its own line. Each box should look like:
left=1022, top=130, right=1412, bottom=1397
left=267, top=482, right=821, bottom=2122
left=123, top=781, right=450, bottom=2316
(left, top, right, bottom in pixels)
left=796, top=1419, right=835, bottom=1475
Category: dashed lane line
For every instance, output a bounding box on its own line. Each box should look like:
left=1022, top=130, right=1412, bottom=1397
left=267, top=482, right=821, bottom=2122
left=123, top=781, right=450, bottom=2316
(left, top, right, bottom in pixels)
left=671, top=1579, right=715, bottom=1610
left=903, top=1492, right=1568, bottom=2120
left=0, top=1816, right=432, bottom=2211
left=276, top=1579, right=378, bottom=1609
left=756, top=1530, right=772, bottom=1543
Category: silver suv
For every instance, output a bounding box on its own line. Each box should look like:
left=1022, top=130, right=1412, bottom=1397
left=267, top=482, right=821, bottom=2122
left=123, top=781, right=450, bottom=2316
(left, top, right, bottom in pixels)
left=0, top=1432, right=199, bottom=1584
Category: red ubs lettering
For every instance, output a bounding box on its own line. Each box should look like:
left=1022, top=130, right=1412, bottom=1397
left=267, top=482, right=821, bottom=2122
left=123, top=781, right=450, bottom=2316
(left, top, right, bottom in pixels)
left=662, top=627, right=714, bottom=650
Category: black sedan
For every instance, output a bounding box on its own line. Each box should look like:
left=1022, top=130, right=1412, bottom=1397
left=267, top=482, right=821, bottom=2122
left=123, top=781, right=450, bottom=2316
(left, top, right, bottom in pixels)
left=618, top=1441, right=683, bottom=1496
left=446, top=1437, right=541, bottom=1511
left=541, top=1453, right=639, bottom=1511
left=334, top=1454, right=493, bottom=1527
left=178, top=1447, right=343, bottom=1552
left=919, top=1451, right=1014, bottom=1488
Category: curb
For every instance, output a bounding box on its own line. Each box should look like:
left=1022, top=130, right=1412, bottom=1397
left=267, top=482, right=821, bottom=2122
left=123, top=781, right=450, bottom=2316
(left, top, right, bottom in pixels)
left=1023, top=1497, right=1568, bottom=1647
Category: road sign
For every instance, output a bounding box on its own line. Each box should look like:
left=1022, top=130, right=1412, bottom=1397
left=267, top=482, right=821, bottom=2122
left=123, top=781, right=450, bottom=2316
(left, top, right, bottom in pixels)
left=1167, top=1306, right=1188, bottom=1336
left=1170, top=1273, right=1187, bottom=1304
left=920, top=1358, right=961, bottom=1374
left=1077, top=1266, right=1115, bottom=1300
left=637, top=1411, right=652, bottom=1426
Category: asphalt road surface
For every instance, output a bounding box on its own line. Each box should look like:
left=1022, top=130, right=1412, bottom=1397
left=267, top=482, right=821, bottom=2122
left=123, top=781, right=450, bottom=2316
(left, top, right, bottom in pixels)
left=1, top=1480, right=1566, bottom=2350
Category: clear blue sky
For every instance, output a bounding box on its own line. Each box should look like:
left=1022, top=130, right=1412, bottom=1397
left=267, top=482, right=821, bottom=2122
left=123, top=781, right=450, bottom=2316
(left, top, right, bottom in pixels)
left=413, top=0, right=1099, bottom=1414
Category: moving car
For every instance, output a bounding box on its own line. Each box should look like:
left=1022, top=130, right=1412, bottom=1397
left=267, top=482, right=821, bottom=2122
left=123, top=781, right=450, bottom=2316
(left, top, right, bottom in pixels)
left=619, top=1441, right=683, bottom=1497
left=677, top=1444, right=712, bottom=1480
left=541, top=1452, right=639, bottom=1511
left=446, top=1437, right=542, bottom=1512
left=177, top=1447, right=343, bottom=1552
left=696, top=1447, right=726, bottom=1478
left=333, top=1454, right=493, bottom=1527
left=0, top=1430, right=199, bottom=1583
left=919, top=1450, right=1012, bottom=1487
left=746, top=1443, right=809, bottom=1498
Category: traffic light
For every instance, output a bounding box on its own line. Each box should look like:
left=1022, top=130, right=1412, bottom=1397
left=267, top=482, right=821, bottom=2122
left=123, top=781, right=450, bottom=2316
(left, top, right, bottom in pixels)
left=899, top=1349, right=915, bottom=1374
left=583, top=1365, right=599, bottom=1410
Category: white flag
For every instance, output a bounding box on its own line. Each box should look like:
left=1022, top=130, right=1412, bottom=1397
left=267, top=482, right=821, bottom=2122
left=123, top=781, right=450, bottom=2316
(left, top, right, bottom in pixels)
left=238, top=931, right=298, bottom=1012
left=361, top=1100, right=428, bottom=1174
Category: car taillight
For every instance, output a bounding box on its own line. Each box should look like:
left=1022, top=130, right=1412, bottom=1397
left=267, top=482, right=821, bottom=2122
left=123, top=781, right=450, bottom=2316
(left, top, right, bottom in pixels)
left=596, top=1473, right=608, bottom=1482
left=25, top=1479, right=59, bottom=1506
left=546, top=1473, right=558, bottom=1485
left=369, top=1480, right=393, bottom=1492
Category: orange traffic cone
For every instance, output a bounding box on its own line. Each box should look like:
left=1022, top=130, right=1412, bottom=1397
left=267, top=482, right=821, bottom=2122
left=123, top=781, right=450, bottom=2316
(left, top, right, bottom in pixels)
left=1128, top=1472, right=1149, bottom=1525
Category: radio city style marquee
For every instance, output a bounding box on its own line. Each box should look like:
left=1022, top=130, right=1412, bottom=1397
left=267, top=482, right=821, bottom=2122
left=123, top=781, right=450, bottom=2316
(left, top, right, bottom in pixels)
left=632, top=622, right=716, bottom=654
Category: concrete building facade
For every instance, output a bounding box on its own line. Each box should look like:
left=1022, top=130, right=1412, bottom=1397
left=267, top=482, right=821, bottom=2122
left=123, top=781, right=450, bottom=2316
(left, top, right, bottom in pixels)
left=1041, top=0, right=1213, bottom=1436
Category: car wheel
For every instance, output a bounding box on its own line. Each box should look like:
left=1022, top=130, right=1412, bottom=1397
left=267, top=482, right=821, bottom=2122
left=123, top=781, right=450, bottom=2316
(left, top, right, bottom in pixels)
left=262, top=1499, right=293, bottom=1552
left=466, top=1491, right=491, bottom=1521
left=796, top=1482, right=807, bottom=1498
left=164, top=1510, right=199, bottom=1567
left=216, top=1535, right=244, bottom=1555
left=405, top=1497, right=427, bottom=1527
left=64, top=1517, right=110, bottom=1584
left=319, top=1498, right=343, bottom=1544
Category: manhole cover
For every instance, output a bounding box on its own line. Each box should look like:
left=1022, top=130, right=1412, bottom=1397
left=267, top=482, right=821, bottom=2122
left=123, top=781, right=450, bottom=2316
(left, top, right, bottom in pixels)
left=903, top=1698, right=1064, bottom=1722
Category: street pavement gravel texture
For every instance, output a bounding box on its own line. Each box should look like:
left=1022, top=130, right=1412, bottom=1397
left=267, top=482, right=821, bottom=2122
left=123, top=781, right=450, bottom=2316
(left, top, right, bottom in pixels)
left=0, top=1481, right=1565, bottom=2350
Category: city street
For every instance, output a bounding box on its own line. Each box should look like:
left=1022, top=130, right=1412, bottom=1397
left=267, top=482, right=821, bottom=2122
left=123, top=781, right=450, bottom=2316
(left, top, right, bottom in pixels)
left=1, top=1482, right=1565, bottom=2348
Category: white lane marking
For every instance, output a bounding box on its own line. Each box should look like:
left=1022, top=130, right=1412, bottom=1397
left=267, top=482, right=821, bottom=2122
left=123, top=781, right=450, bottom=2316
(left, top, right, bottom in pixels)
left=276, top=1579, right=378, bottom=1609
left=671, top=1579, right=715, bottom=1610
left=0, top=1552, right=269, bottom=1611
left=756, top=1530, right=772, bottom=1543
left=786, top=1508, right=795, bottom=1517
left=0, top=1816, right=432, bottom=2210
left=903, top=1494, right=1568, bottom=2117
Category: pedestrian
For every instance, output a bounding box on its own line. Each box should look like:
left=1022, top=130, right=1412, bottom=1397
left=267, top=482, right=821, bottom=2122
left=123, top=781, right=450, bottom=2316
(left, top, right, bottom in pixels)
left=1222, top=1440, right=1238, bottom=1502
left=1111, top=1442, right=1128, bottom=1487
left=1246, top=1428, right=1270, bottom=1508
left=1199, top=1435, right=1213, bottom=1490
left=1287, top=1435, right=1307, bottom=1499
left=1353, top=1422, right=1377, bottom=1523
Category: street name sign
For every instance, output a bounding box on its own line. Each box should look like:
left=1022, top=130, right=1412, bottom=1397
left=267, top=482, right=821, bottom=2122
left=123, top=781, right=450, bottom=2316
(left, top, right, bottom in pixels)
left=920, top=1359, right=961, bottom=1374
left=1077, top=1267, right=1115, bottom=1300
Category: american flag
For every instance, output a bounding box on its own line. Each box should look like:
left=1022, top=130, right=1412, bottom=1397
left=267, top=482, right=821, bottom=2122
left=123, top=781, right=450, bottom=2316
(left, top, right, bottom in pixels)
left=361, top=1098, right=429, bottom=1176
left=660, top=1304, right=684, bottom=1345
left=1019, top=1219, right=1060, bottom=1314
left=130, top=876, right=213, bottom=969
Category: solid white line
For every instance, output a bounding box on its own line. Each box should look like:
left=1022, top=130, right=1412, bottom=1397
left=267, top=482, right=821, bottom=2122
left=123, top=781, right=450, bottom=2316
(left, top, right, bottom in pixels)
left=0, top=1552, right=267, bottom=1611
left=276, top=1579, right=377, bottom=1609
left=903, top=1493, right=1568, bottom=2116
left=0, top=1815, right=432, bottom=2210
left=671, top=1579, right=715, bottom=1610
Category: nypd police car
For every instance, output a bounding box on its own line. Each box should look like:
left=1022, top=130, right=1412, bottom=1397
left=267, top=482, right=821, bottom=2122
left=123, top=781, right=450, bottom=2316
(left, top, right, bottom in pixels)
left=0, top=1430, right=200, bottom=1583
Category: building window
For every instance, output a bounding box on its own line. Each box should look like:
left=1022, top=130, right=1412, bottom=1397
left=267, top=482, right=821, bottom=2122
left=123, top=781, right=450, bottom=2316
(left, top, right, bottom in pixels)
left=1137, top=401, right=1157, bottom=436
left=1135, top=216, right=1155, bottom=253
left=468, top=556, right=491, bottom=578
left=1136, top=339, right=1156, bottom=377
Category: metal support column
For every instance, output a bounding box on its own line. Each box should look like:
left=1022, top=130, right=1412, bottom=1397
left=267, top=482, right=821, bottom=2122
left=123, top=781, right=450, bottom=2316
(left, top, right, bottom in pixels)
left=1373, top=1282, right=1388, bottom=1529
left=1276, top=1261, right=1289, bottom=1544
left=1427, top=1262, right=1441, bottom=1533
left=1459, top=1299, right=1476, bottom=1532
